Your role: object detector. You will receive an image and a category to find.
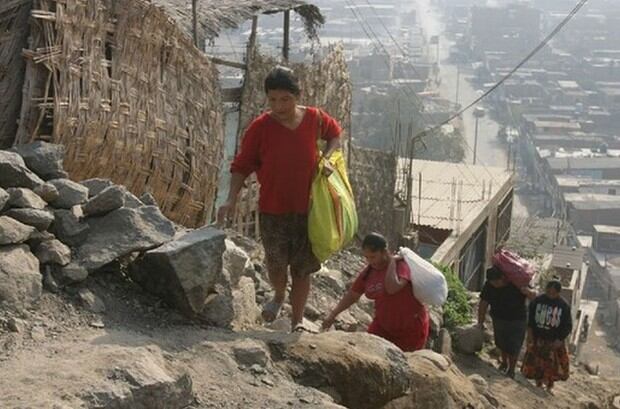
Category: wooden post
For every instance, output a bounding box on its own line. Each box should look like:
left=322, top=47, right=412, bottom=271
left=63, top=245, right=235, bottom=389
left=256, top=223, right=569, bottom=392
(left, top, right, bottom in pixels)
left=283, top=10, right=290, bottom=61
left=192, top=0, right=198, bottom=48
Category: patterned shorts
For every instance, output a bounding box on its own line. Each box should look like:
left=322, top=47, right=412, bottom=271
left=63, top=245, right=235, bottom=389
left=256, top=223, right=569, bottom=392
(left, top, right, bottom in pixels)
left=259, top=213, right=321, bottom=277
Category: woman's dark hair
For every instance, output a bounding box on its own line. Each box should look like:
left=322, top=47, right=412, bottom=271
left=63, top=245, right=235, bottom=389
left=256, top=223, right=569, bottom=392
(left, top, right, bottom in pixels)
left=546, top=278, right=562, bottom=292
left=362, top=233, right=388, bottom=252
left=264, top=66, right=301, bottom=96
left=486, top=266, right=503, bottom=281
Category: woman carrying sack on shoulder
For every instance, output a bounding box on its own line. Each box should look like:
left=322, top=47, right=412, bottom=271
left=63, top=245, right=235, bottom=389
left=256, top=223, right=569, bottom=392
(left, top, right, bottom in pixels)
left=322, top=233, right=430, bottom=352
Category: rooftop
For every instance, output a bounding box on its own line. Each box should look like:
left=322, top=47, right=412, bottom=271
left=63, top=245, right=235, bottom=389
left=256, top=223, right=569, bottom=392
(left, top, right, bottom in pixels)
left=556, top=175, right=620, bottom=188
left=547, top=156, right=620, bottom=171
left=551, top=245, right=585, bottom=270
left=565, top=193, right=620, bottom=210
left=593, top=225, right=620, bottom=235
left=397, top=159, right=513, bottom=230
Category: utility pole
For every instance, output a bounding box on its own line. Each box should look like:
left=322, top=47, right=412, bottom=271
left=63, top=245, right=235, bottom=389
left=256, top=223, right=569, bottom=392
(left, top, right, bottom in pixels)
left=455, top=64, right=460, bottom=106
left=283, top=10, right=290, bottom=61
left=473, top=106, right=485, bottom=165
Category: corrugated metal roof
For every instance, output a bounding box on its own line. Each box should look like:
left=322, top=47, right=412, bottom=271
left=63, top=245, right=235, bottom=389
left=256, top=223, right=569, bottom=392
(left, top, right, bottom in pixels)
left=397, top=159, right=513, bottom=231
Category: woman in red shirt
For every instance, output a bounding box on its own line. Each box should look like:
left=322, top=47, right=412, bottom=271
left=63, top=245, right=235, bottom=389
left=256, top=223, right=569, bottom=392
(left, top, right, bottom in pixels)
left=217, top=66, right=342, bottom=332
left=322, top=233, right=430, bottom=352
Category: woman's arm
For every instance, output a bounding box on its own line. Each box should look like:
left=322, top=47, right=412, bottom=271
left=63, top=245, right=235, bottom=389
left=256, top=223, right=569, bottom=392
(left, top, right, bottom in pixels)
left=216, top=173, right=247, bottom=226
left=385, top=256, right=408, bottom=295
left=322, top=290, right=362, bottom=330
left=321, top=137, right=341, bottom=160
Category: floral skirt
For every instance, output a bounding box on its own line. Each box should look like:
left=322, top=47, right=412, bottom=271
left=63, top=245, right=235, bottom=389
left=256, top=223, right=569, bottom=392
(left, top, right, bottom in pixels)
left=521, top=339, right=570, bottom=383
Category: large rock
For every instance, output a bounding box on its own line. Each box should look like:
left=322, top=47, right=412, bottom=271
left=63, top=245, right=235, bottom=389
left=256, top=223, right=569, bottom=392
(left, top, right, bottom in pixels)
left=453, top=325, right=485, bottom=355
left=232, top=339, right=270, bottom=368
left=81, top=178, right=114, bottom=198
left=48, top=178, right=89, bottom=209
left=0, top=187, right=8, bottom=210
left=52, top=262, right=89, bottom=285
left=5, top=208, right=54, bottom=231
left=0, top=216, right=35, bottom=245
left=269, top=331, right=411, bottom=409
left=77, top=206, right=175, bottom=272
left=123, top=190, right=144, bottom=208
left=50, top=209, right=90, bottom=247
left=383, top=350, right=491, bottom=409
left=10, top=142, right=66, bottom=180
left=6, top=187, right=47, bottom=209
left=82, top=185, right=126, bottom=217
left=231, top=276, right=260, bottom=330
left=33, top=182, right=60, bottom=203
left=0, top=150, right=45, bottom=189
left=0, top=245, right=42, bottom=310
left=35, top=239, right=72, bottom=266
left=139, top=192, right=158, bottom=206
left=129, top=226, right=225, bottom=316
left=223, top=239, right=251, bottom=286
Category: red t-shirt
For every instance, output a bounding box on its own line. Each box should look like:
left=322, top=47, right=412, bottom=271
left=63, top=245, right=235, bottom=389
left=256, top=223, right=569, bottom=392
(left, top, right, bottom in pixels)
left=351, top=261, right=427, bottom=334
left=230, top=107, right=342, bottom=214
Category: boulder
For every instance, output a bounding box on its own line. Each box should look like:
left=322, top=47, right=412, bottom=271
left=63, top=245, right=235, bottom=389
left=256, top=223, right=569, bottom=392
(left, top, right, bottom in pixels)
left=232, top=339, right=270, bottom=368
left=5, top=208, right=54, bottom=231
left=53, top=262, right=89, bottom=285
left=27, top=230, right=56, bottom=248
left=6, top=187, right=47, bottom=209
left=383, top=350, right=490, bottom=409
left=0, top=187, right=8, bottom=210
left=78, top=288, right=106, bottom=313
left=82, top=185, right=126, bottom=217
left=433, top=328, right=453, bottom=356
left=50, top=209, right=90, bottom=247
left=453, top=324, right=484, bottom=355
left=231, top=276, right=261, bottom=330
left=0, top=150, right=45, bottom=189
left=77, top=206, right=175, bottom=272
left=123, top=191, right=144, bottom=208
left=0, top=216, right=36, bottom=245
left=35, top=239, right=72, bottom=266
left=80, top=178, right=113, bottom=198
left=199, top=286, right=235, bottom=328
left=223, top=239, right=251, bottom=285
left=129, top=226, right=225, bottom=317
left=10, top=142, right=66, bottom=180
left=315, top=268, right=346, bottom=293
left=428, top=306, right=444, bottom=336
left=48, top=178, right=89, bottom=209
left=33, top=183, right=60, bottom=203
left=468, top=374, right=488, bottom=396
left=411, top=349, right=451, bottom=371
left=0, top=245, right=42, bottom=310
left=139, top=192, right=158, bottom=206
left=269, top=331, right=411, bottom=409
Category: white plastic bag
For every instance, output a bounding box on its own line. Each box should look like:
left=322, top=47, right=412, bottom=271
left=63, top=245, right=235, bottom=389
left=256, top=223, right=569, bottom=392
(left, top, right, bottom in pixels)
left=399, top=247, right=448, bottom=306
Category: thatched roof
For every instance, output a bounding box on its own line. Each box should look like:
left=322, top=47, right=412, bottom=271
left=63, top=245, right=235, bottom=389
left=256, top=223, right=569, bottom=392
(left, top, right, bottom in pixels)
left=152, top=0, right=324, bottom=41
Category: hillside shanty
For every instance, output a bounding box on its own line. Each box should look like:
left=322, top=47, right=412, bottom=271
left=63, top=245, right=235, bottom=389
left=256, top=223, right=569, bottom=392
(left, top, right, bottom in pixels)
left=0, top=0, right=350, bottom=229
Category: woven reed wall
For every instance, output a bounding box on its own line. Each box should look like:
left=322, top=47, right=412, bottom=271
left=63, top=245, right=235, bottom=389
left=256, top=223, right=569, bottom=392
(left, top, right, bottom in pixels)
left=232, top=44, right=352, bottom=238
left=0, top=0, right=32, bottom=148
left=16, top=0, right=224, bottom=227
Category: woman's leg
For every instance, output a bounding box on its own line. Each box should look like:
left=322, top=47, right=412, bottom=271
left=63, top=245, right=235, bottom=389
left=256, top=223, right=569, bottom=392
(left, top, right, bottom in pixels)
left=290, top=273, right=311, bottom=329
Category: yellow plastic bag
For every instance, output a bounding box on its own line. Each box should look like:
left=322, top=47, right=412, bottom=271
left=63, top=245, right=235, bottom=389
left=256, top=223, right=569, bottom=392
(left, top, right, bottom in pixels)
left=308, top=149, right=358, bottom=262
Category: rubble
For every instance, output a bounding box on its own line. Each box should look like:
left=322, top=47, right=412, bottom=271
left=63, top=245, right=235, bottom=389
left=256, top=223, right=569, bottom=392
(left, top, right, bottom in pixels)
left=9, top=141, right=66, bottom=181
left=0, top=150, right=45, bottom=189
left=6, top=187, right=47, bottom=209
left=82, top=185, right=126, bottom=217
left=48, top=178, right=89, bottom=209
left=5, top=208, right=54, bottom=231
left=0, top=245, right=41, bottom=310
left=0, top=216, right=35, bottom=245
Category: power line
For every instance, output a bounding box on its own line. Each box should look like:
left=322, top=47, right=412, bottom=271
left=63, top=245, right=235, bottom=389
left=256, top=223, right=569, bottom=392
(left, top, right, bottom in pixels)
left=410, top=0, right=590, bottom=144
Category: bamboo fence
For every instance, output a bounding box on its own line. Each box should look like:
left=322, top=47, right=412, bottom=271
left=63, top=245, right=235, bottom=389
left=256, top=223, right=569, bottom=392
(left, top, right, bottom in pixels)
left=16, top=0, right=224, bottom=227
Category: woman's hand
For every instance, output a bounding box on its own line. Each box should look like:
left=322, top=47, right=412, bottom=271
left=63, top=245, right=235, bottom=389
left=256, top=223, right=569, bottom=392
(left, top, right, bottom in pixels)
left=321, top=160, right=335, bottom=177
left=217, top=199, right=236, bottom=228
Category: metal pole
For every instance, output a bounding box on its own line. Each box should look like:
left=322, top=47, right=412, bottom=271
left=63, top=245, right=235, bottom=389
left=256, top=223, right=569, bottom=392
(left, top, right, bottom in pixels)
left=418, top=172, right=423, bottom=225
left=473, top=116, right=479, bottom=165
left=192, top=0, right=198, bottom=48
left=283, top=10, right=290, bottom=61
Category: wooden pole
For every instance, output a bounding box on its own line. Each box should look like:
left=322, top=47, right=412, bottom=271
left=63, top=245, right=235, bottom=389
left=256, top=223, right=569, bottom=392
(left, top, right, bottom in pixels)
left=283, top=10, right=290, bottom=61
left=192, top=0, right=198, bottom=48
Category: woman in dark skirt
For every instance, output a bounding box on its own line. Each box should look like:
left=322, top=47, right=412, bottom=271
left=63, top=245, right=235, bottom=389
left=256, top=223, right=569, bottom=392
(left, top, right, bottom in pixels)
left=522, top=279, right=573, bottom=394
left=478, top=267, right=536, bottom=378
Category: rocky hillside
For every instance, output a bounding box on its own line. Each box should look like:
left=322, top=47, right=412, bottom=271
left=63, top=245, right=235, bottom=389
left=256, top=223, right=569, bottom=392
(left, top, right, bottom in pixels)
left=1, top=143, right=619, bottom=409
